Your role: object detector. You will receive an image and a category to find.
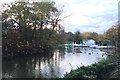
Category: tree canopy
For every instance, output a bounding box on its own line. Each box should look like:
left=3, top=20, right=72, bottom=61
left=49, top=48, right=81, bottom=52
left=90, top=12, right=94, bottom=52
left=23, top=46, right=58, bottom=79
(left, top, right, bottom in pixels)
left=2, top=1, right=64, bottom=57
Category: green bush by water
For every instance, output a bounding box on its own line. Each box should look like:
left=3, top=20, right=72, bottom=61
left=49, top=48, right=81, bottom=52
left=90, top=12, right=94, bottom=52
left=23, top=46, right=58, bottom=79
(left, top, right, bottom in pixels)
left=64, top=55, right=117, bottom=79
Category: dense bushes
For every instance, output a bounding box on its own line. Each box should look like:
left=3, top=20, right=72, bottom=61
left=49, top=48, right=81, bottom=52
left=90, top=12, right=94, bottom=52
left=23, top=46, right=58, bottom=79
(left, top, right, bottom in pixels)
left=2, top=28, right=63, bottom=58
left=2, top=1, right=64, bottom=58
left=64, top=57, right=117, bottom=79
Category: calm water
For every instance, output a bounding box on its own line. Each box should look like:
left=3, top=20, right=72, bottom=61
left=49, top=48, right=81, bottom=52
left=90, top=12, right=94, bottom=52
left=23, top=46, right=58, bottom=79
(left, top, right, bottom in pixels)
left=2, top=47, right=107, bottom=78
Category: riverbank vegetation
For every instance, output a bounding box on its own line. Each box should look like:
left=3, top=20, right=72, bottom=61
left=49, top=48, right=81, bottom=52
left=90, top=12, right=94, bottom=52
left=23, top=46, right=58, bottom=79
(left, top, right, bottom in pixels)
left=64, top=24, right=118, bottom=46
left=63, top=24, right=120, bottom=79
left=64, top=53, right=120, bottom=79
left=64, top=25, right=120, bottom=80
left=1, top=0, right=120, bottom=79
left=2, top=1, right=65, bottom=58
left=2, top=0, right=119, bottom=59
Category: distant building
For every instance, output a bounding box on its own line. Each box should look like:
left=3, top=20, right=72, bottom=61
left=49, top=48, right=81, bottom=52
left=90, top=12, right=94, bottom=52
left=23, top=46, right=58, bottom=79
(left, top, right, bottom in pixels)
left=85, top=39, right=96, bottom=46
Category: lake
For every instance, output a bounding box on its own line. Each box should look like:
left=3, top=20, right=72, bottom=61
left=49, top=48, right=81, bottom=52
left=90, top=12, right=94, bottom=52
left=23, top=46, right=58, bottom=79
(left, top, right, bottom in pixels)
left=2, top=47, right=107, bottom=78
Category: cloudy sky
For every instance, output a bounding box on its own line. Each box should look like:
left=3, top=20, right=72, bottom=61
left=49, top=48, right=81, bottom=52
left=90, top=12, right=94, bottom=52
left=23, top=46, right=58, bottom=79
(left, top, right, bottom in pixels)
left=54, top=0, right=119, bottom=34
left=0, top=0, right=119, bottom=34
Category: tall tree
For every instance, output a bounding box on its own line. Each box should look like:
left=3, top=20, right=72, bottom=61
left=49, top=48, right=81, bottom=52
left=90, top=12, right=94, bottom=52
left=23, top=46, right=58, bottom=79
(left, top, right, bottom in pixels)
left=2, top=1, right=63, bottom=57
left=74, top=31, right=83, bottom=44
left=104, top=25, right=118, bottom=46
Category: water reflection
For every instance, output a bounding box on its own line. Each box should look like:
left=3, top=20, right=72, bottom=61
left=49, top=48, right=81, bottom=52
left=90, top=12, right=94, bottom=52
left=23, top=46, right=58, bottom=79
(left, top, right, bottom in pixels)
left=2, top=48, right=107, bottom=78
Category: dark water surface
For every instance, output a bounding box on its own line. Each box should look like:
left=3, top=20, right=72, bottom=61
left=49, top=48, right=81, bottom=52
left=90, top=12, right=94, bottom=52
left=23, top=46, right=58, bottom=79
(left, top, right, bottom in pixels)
left=2, top=48, right=107, bottom=78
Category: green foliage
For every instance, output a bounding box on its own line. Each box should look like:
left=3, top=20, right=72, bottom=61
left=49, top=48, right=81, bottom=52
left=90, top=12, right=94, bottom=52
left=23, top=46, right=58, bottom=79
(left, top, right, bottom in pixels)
left=88, top=32, right=98, bottom=40
left=66, top=32, right=74, bottom=43
left=117, top=24, right=120, bottom=53
left=2, top=1, right=64, bottom=57
left=64, top=56, right=117, bottom=79
left=64, top=31, right=83, bottom=44
left=74, top=31, right=83, bottom=44
left=104, top=25, right=118, bottom=46
left=81, top=25, right=118, bottom=46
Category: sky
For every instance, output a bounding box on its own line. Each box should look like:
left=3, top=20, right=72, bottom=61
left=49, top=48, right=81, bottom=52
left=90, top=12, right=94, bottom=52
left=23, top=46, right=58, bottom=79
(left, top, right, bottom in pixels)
left=0, top=0, right=119, bottom=34
left=54, top=0, right=119, bottom=34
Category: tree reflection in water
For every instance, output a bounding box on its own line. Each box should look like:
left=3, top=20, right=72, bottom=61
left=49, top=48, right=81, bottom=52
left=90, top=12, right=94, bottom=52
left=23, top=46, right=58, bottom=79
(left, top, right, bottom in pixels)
left=2, top=49, right=107, bottom=78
